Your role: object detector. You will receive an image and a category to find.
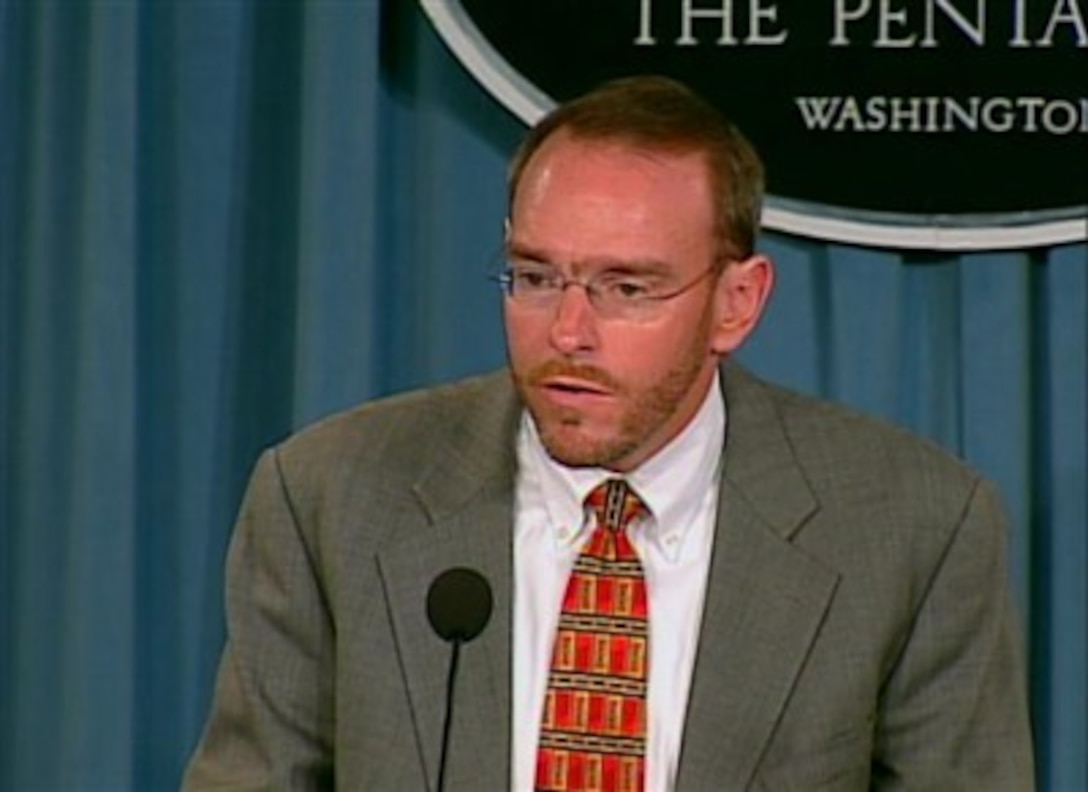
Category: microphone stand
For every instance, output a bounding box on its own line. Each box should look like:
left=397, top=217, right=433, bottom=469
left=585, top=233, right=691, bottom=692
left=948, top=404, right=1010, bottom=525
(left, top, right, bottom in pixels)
left=436, top=636, right=462, bottom=792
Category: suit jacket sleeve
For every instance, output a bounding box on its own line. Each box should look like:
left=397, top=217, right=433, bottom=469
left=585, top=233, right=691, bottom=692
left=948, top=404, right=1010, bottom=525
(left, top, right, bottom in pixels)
left=183, top=447, right=335, bottom=791
left=872, top=476, right=1034, bottom=789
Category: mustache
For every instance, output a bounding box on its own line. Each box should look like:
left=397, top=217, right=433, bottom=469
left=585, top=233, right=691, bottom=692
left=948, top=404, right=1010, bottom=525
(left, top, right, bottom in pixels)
left=524, top=360, right=622, bottom=391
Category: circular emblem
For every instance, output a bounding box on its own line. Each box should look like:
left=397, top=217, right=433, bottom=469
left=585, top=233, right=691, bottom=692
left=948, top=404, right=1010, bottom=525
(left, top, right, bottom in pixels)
left=422, top=0, right=1087, bottom=249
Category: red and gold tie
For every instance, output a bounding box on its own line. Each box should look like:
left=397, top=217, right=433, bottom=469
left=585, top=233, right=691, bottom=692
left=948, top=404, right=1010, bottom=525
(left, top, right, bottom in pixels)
left=535, top=479, right=649, bottom=792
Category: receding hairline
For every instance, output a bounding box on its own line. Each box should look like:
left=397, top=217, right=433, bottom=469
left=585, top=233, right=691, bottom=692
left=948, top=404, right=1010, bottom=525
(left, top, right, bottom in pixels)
left=506, top=76, right=765, bottom=260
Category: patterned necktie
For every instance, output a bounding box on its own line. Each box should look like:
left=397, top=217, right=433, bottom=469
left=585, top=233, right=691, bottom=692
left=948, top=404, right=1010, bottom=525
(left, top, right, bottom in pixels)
left=535, top=478, right=649, bottom=791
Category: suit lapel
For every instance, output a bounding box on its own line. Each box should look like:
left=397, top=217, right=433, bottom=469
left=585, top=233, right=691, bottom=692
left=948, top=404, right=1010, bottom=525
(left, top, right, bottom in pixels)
left=675, top=365, right=840, bottom=790
left=374, top=374, right=519, bottom=791
left=370, top=365, right=839, bottom=789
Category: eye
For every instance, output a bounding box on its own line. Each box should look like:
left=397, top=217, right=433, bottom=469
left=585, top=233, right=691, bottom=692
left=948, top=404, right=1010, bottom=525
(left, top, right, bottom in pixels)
left=601, top=277, right=653, bottom=301
left=511, top=266, right=557, bottom=292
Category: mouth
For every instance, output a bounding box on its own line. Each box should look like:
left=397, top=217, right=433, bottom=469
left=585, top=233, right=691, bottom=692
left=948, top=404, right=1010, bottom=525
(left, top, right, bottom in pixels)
left=541, top=376, right=611, bottom=396
left=535, top=375, right=616, bottom=410
left=522, top=361, right=621, bottom=410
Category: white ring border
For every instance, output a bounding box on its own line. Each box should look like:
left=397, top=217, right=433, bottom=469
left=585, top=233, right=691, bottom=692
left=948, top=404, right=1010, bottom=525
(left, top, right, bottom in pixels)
left=420, top=0, right=1087, bottom=251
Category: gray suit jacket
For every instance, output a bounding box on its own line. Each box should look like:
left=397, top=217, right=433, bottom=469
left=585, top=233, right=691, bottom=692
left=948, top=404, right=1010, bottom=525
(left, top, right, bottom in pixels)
left=184, top=363, right=1034, bottom=790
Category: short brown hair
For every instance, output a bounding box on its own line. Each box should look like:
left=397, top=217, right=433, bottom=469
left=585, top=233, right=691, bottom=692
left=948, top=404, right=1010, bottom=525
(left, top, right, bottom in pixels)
left=508, top=75, right=764, bottom=261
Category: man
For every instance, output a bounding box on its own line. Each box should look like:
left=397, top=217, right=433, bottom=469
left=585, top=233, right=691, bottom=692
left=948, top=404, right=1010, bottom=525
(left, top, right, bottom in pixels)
left=185, top=76, right=1034, bottom=790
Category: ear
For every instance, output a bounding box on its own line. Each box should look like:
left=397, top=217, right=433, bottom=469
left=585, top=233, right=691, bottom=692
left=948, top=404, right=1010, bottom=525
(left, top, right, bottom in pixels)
left=710, top=254, right=774, bottom=355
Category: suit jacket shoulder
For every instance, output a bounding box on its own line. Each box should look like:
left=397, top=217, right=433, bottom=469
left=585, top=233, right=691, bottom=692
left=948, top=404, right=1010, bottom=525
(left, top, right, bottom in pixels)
left=279, top=369, right=518, bottom=483
left=721, top=362, right=983, bottom=540
left=269, top=369, right=519, bottom=539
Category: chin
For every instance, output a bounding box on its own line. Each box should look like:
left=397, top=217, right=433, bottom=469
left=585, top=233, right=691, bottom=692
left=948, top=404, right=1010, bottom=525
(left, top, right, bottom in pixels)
left=537, top=422, right=637, bottom=470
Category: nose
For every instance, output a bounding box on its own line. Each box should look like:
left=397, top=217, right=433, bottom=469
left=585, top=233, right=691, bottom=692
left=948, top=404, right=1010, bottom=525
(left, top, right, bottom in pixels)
left=548, top=283, right=598, bottom=355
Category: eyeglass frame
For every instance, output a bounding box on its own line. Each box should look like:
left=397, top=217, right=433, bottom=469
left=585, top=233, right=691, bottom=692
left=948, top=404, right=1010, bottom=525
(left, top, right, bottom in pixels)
left=491, top=258, right=725, bottom=321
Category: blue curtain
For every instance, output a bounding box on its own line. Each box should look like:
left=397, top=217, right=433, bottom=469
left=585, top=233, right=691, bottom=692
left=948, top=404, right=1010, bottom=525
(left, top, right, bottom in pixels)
left=1, top=2, right=1083, bottom=789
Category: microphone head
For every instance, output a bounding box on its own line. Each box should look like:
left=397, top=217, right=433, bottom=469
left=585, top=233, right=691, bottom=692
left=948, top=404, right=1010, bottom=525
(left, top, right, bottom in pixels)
left=426, top=567, right=493, bottom=643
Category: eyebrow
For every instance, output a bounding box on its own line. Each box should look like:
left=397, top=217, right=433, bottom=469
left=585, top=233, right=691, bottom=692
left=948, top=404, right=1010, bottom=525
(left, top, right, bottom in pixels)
left=505, top=241, right=672, bottom=277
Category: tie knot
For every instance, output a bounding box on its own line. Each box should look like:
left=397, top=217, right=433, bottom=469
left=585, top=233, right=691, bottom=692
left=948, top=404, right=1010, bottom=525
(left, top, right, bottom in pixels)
left=585, top=478, right=644, bottom=533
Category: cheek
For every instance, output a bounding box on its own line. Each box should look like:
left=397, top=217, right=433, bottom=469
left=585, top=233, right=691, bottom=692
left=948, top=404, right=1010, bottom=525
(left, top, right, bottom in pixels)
left=504, top=310, right=548, bottom=359
left=607, top=321, right=710, bottom=377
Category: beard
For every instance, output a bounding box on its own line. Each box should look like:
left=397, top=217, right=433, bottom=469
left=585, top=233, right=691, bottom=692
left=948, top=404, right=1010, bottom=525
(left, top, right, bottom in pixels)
left=512, top=310, right=714, bottom=470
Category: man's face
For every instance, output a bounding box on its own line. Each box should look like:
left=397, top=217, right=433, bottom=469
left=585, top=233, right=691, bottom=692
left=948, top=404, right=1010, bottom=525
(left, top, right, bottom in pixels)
left=504, top=132, right=747, bottom=472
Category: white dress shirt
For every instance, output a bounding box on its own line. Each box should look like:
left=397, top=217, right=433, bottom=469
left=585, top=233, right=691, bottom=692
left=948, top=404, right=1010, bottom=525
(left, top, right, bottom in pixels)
left=512, top=375, right=725, bottom=791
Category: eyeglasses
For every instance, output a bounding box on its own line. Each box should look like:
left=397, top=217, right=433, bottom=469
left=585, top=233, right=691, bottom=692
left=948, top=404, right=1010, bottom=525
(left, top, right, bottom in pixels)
left=493, top=261, right=719, bottom=321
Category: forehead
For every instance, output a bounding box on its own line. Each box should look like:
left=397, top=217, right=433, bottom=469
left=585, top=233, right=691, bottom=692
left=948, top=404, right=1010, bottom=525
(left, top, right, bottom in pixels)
left=509, top=133, right=715, bottom=267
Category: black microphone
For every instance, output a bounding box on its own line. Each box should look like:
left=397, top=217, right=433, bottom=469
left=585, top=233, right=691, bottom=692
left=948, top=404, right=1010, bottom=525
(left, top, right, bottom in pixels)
left=426, top=568, right=493, bottom=792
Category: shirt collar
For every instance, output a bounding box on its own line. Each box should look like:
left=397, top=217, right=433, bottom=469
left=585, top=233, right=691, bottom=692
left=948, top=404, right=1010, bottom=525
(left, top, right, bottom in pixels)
left=517, top=371, right=726, bottom=562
